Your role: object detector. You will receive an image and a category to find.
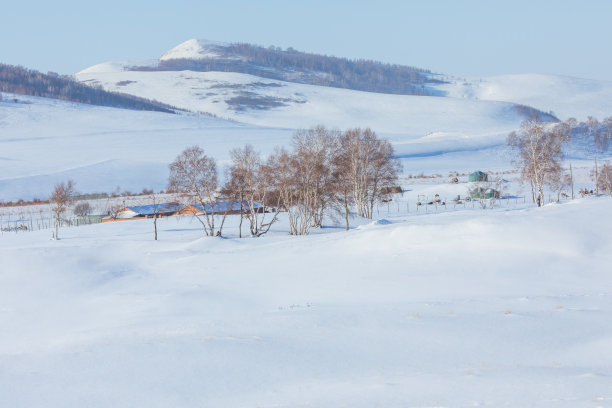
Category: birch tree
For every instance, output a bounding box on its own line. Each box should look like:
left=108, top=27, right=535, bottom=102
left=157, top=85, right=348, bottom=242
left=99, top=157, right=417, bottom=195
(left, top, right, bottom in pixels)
left=168, top=146, right=227, bottom=237
left=226, top=144, right=280, bottom=237
left=50, top=180, right=75, bottom=239
left=508, top=119, right=569, bottom=206
left=337, top=128, right=401, bottom=218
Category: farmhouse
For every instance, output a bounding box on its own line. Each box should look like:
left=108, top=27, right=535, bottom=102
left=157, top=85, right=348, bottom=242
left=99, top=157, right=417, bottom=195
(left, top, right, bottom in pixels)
left=191, top=200, right=264, bottom=215
left=102, top=200, right=264, bottom=222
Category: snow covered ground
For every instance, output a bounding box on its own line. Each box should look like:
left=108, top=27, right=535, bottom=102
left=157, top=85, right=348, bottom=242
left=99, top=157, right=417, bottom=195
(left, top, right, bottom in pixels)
left=0, top=93, right=529, bottom=202
left=436, top=73, right=612, bottom=121
left=75, top=69, right=528, bottom=135
left=0, top=94, right=294, bottom=201
left=1, top=195, right=611, bottom=407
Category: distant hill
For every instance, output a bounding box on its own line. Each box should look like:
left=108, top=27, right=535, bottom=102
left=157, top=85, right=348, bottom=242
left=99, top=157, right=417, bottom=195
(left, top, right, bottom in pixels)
left=0, top=63, right=178, bottom=113
left=126, top=39, right=445, bottom=96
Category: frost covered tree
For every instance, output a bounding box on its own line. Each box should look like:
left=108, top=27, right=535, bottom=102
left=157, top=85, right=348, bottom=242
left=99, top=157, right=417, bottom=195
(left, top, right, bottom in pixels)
left=50, top=180, right=75, bottom=239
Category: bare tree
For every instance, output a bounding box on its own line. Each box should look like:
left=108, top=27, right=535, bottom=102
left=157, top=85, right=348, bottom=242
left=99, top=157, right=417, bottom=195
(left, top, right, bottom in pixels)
left=595, top=162, right=612, bottom=195
left=548, top=168, right=571, bottom=202
left=508, top=119, right=569, bottom=207
left=73, top=201, right=91, bottom=217
left=266, top=147, right=305, bottom=235
left=292, top=126, right=339, bottom=229
left=226, top=144, right=280, bottom=237
left=140, top=193, right=163, bottom=241
left=50, top=180, right=76, bottom=239
left=168, top=146, right=227, bottom=237
left=331, top=151, right=355, bottom=230
left=337, top=128, right=401, bottom=218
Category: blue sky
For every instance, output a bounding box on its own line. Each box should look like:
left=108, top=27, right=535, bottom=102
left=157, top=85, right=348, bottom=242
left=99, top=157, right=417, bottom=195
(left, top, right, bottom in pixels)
left=2, top=0, right=611, bottom=80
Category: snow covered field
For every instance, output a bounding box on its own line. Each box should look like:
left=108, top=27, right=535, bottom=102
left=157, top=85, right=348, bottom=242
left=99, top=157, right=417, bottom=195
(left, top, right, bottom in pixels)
left=0, top=95, right=293, bottom=201
left=1, top=196, right=611, bottom=407
left=0, top=93, right=524, bottom=202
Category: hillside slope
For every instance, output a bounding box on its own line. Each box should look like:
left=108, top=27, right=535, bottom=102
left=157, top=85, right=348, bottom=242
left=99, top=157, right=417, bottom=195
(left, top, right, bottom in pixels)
left=0, top=94, right=293, bottom=201
left=75, top=69, right=546, bottom=135
left=75, top=39, right=557, bottom=134
left=0, top=92, right=535, bottom=201
left=128, top=39, right=441, bottom=96
left=436, top=73, right=612, bottom=120
left=0, top=63, right=177, bottom=113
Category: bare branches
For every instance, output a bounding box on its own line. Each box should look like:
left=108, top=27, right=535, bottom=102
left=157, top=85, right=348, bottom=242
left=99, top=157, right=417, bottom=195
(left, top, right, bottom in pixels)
left=168, top=126, right=400, bottom=237
left=50, top=180, right=76, bottom=239
left=337, top=128, right=401, bottom=219
left=594, top=162, right=612, bottom=195
left=508, top=119, right=569, bottom=206
left=226, top=144, right=280, bottom=237
left=168, top=146, right=223, bottom=236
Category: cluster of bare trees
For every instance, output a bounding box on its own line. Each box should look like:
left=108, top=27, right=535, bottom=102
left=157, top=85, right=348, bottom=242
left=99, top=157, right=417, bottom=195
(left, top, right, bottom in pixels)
left=508, top=115, right=612, bottom=205
left=594, top=162, right=612, bottom=195
left=168, top=126, right=401, bottom=237
left=567, top=116, right=612, bottom=152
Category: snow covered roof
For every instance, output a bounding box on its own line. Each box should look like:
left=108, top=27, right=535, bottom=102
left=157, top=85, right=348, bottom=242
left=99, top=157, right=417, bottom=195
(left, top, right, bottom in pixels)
left=126, top=202, right=183, bottom=216
left=125, top=200, right=262, bottom=216
left=192, top=200, right=262, bottom=214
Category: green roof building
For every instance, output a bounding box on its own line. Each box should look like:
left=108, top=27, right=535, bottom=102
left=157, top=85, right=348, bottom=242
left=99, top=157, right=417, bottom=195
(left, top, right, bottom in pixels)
left=468, top=170, right=488, bottom=182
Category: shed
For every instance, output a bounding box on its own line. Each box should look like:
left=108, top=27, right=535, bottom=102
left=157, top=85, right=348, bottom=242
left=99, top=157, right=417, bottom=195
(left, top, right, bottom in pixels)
left=468, top=171, right=488, bottom=182
left=470, top=187, right=500, bottom=199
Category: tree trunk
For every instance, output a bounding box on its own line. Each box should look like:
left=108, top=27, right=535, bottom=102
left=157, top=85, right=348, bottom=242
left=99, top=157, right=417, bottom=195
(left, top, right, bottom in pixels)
left=154, top=216, right=158, bottom=241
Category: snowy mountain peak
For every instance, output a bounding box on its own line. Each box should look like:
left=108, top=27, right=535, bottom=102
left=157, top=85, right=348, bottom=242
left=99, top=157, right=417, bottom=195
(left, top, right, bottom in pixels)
left=159, top=39, right=229, bottom=61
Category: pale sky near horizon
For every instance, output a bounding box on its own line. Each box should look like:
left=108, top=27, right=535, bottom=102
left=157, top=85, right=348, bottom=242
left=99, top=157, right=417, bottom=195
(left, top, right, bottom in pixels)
left=1, top=0, right=611, bottom=80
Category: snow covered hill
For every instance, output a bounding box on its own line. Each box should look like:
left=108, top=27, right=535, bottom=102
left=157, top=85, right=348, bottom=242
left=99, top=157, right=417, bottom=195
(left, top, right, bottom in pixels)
left=436, top=73, right=612, bottom=120
left=76, top=39, right=612, bottom=128
left=76, top=69, right=537, bottom=135
left=74, top=38, right=556, bottom=135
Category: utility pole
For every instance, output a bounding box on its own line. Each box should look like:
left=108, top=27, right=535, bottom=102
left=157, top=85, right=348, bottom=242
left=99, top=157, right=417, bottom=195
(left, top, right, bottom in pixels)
left=595, top=156, right=599, bottom=195
left=570, top=163, right=574, bottom=199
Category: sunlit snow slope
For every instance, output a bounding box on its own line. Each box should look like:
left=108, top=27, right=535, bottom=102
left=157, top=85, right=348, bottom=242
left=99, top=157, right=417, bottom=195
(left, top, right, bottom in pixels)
left=0, top=94, right=520, bottom=201
left=436, top=73, right=612, bottom=120
left=0, top=95, right=292, bottom=201
left=76, top=70, right=530, bottom=135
